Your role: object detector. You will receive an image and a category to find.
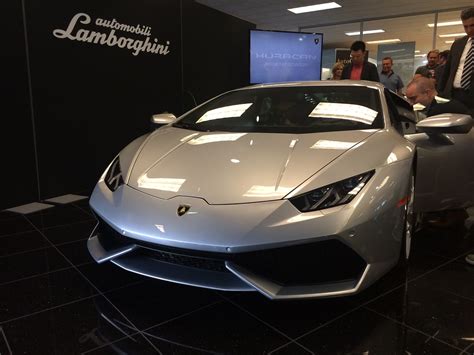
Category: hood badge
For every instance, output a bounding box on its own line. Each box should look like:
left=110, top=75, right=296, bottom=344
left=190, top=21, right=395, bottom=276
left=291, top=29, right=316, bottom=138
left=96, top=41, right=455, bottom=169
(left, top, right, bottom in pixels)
left=177, top=204, right=191, bottom=216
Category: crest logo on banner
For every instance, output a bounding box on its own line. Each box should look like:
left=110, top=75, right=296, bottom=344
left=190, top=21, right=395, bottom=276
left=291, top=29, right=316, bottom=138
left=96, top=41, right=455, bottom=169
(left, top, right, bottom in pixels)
left=53, top=13, right=171, bottom=56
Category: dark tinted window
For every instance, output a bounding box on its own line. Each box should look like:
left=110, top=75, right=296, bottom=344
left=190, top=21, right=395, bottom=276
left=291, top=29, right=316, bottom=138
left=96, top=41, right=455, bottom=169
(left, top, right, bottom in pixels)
left=174, top=86, right=384, bottom=133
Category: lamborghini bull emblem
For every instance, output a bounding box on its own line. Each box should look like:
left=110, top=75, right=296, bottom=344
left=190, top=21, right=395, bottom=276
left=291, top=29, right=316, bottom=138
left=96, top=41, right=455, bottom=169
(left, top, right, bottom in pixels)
left=177, top=204, right=191, bottom=216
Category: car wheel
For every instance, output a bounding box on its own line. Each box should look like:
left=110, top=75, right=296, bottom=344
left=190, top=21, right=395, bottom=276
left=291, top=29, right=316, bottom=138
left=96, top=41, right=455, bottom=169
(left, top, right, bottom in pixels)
left=400, top=172, right=415, bottom=262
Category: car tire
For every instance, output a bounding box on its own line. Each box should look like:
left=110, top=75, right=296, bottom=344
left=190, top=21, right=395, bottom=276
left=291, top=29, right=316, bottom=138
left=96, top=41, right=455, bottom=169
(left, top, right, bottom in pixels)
left=400, top=171, right=415, bottom=263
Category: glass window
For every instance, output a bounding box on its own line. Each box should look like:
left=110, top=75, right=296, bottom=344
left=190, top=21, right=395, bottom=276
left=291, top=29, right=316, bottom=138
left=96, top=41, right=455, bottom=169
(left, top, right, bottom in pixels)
left=436, top=10, right=466, bottom=52
left=364, top=14, right=436, bottom=82
left=175, top=86, right=384, bottom=133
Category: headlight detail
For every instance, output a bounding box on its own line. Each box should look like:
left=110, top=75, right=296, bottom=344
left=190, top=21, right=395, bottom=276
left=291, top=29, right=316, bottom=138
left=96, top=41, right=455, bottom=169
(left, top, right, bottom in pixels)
left=104, top=156, right=124, bottom=191
left=289, top=170, right=375, bottom=212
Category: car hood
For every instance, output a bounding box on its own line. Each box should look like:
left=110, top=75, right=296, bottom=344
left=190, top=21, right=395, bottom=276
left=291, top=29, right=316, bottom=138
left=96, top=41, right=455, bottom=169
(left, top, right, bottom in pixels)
left=128, top=127, right=378, bottom=204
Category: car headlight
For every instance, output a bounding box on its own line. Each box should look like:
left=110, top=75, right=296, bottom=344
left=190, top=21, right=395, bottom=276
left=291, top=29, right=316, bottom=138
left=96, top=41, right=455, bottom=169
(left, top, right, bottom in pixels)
left=289, top=170, right=375, bottom=212
left=104, top=156, right=124, bottom=191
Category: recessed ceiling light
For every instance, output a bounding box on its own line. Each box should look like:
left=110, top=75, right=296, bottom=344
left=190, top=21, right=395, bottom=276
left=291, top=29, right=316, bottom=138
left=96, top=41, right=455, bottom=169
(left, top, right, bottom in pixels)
left=415, top=54, right=426, bottom=57
left=438, top=33, right=465, bottom=38
left=415, top=50, right=420, bottom=53
left=366, top=39, right=401, bottom=44
left=445, top=40, right=455, bottom=44
left=345, top=29, right=385, bottom=36
left=427, top=20, right=462, bottom=27
left=288, top=2, right=341, bottom=14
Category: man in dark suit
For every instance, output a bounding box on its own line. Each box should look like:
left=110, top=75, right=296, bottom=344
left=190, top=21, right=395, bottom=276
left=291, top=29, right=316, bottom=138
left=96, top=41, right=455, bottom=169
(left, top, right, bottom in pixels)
left=438, top=8, right=474, bottom=114
left=341, top=41, right=379, bottom=82
left=405, top=77, right=470, bottom=117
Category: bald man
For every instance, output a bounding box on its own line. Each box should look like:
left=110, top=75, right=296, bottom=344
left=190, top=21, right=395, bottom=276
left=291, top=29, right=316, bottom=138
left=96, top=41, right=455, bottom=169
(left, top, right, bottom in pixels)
left=405, top=77, right=470, bottom=117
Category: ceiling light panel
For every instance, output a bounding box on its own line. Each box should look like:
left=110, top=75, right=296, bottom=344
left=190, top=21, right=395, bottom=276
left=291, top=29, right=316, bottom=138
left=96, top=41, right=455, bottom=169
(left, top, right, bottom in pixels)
left=438, top=33, right=466, bottom=38
left=345, top=29, right=385, bottom=36
left=288, top=2, right=341, bottom=14
left=366, top=39, right=401, bottom=44
left=427, top=20, right=462, bottom=27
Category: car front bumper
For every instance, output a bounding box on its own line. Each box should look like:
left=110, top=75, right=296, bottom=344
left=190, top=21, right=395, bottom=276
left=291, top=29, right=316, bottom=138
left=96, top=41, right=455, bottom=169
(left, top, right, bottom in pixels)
left=88, top=173, right=405, bottom=299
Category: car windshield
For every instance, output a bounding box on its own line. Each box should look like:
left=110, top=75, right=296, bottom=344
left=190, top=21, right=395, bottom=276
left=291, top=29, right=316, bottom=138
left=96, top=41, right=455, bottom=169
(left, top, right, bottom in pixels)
left=174, top=86, right=384, bottom=133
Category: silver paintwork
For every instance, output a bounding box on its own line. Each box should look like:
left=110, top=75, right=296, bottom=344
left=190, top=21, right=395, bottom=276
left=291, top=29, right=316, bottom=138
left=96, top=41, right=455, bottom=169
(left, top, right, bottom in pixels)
left=225, top=262, right=371, bottom=300
left=416, top=113, right=472, bottom=134
left=406, top=114, right=474, bottom=212
left=128, top=129, right=378, bottom=204
left=88, top=81, right=474, bottom=299
left=87, top=233, right=136, bottom=263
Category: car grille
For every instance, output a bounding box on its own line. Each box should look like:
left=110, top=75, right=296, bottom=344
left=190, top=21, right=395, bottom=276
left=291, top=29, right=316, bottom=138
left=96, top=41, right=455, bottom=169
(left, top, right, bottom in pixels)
left=94, top=215, right=229, bottom=273
left=94, top=215, right=366, bottom=286
left=234, top=240, right=367, bottom=287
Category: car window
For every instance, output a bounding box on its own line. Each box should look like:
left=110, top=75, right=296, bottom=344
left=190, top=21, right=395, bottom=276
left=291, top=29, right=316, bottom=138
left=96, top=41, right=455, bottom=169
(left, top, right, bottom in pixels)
left=385, top=89, right=417, bottom=134
left=174, top=86, right=384, bottom=134
left=386, top=90, right=417, bottom=122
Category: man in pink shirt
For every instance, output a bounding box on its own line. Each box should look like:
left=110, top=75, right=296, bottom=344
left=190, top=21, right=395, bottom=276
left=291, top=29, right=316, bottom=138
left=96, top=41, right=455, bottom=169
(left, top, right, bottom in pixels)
left=341, top=41, right=380, bottom=82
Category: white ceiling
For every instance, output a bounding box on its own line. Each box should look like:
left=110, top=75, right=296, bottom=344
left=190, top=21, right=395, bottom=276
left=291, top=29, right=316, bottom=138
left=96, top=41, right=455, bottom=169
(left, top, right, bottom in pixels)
left=196, top=0, right=471, bottom=57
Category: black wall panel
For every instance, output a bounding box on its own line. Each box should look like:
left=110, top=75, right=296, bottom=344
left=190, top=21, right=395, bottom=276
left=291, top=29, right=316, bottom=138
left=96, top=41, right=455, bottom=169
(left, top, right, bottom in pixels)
left=25, top=0, right=182, bottom=199
left=1, top=0, right=39, bottom=210
left=2, top=0, right=255, bottom=209
left=182, top=1, right=256, bottom=108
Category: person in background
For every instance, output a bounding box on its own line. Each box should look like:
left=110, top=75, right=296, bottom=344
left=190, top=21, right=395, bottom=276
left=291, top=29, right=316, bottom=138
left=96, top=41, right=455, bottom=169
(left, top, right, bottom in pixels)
left=438, top=7, right=474, bottom=115
left=438, top=50, right=450, bottom=65
left=435, top=50, right=450, bottom=91
left=330, top=62, right=344, bottom=80
left=405, top=76, right=470, bottom=116
left=415, top=50, right=439, bottom=80
left=380, top=57, right=404, bottom=94
left=341, top=41, right=379, bottom=82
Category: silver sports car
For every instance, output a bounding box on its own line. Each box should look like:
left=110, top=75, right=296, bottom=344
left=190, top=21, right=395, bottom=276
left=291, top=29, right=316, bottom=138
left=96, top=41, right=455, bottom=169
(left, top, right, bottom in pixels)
left=87, top=81, right=474, bottom=300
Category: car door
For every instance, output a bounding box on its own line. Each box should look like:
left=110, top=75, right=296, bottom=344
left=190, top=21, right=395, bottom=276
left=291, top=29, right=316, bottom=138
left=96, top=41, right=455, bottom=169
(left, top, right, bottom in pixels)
left=386, top=90, right=474, bottom=213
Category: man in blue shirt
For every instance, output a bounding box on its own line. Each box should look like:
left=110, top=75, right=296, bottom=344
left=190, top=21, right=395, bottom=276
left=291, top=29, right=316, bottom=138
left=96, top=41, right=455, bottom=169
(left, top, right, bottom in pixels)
left=380, top=57, right=404, bottom=94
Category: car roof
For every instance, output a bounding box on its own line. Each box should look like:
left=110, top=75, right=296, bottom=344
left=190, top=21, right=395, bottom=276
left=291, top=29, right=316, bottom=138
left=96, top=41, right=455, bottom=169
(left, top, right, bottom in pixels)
left=240, top=80, right=386, bottom=91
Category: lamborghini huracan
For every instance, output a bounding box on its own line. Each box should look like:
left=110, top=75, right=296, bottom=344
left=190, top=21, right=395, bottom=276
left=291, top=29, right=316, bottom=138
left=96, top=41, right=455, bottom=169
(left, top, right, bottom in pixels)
left=87, top=81, right=474, bottom=299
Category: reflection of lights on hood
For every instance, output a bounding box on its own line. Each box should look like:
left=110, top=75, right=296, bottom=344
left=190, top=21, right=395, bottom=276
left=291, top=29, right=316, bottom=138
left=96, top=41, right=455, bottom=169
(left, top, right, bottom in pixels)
left=137, top=175, right=186, bottom=192
left=155, top=224, right=165, bottom=233
left=231, top=159, right=240, bottom=164
left=180, top=133, right=199, bottom=142
left=309, top=102, right=378, bottom=125
left=196, top=103, right=253, bottom=123
left=376, top=176, right=389, bottom=190
left=289, top=139, right=298, bottom=148
left=188, top=133, right=247, bottom=145
left=310, top=140, right=358, bottom=150
left=243, top=185, right=292, bottom=198
left=386, top=152, right=398, bottom=164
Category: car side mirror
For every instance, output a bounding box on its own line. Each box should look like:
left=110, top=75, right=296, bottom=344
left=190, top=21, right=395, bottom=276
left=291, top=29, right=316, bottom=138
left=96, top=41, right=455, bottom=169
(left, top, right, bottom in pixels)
left=150, top=112, right=176, bottom=129
left=416, top=113, right=472, bottom=134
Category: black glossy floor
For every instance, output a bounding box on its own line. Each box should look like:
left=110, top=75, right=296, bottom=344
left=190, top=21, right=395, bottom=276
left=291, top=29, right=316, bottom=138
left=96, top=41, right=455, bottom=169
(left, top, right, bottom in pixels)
left=1, top=200, right=474, bottom=355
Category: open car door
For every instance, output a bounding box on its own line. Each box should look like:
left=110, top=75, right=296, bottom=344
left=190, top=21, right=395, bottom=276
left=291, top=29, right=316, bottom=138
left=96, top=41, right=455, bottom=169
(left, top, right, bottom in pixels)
left=406, top=113, right=474, bottom=212
left=384, top=89, right=474, bottom=213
